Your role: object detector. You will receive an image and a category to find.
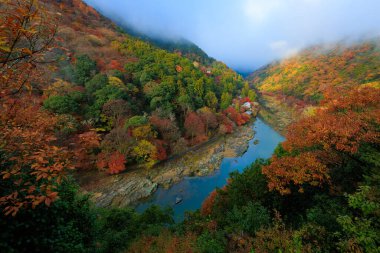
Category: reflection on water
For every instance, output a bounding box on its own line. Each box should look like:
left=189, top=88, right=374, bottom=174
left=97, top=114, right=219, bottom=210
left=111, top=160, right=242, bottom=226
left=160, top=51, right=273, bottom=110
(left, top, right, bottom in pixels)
left=135, top=118, right=285, bottom=222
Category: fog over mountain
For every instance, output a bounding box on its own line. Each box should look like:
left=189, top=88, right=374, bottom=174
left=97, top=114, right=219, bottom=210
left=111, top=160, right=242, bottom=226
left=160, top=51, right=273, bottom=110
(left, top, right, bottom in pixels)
left=84, top=0, right=380, bottom=72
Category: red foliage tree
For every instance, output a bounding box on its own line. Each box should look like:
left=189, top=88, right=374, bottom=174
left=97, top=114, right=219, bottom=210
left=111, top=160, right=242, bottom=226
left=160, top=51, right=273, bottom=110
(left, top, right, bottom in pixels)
left=97, top=151, right=127, bottom=174
left=152, top=140, right=168, bottom=161
left=184, top=112, right=205, bottom=142
left=240, top=97, right=252, bottom=104
left=201, top=190, right=218, bottom=216
left=0, top=100, right=73, bottom=216
left=74, top=131, right=100, bottom=170
left=108, top=59, right=124, bottom=71
left=150, top=115, right=180, bottom=142
left=108, top=151, right=127, bottom=174
left=218, top=114, right=234, bottom=134
left=224, top=107, right=249, bottom=126
left=263, top=152, right=330, bottom=194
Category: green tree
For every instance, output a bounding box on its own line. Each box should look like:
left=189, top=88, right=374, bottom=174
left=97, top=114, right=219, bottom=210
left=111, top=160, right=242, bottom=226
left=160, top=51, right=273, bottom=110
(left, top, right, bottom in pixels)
left=220, top=92, right=232, bottom=110
left=85, top=73, right=108, bottom=95
left=196, top=231, right=225, bottom=253
left=337, top=185, right=380, bottom=252
left=225, top=202, right=270, bottom=235
left=74, top=55, right=97, bottom=85
left=125, top=115, right=148, bottom=129
left=204, top=91, right=218, bottom=110
left=43, top=95, right=80, bottom=114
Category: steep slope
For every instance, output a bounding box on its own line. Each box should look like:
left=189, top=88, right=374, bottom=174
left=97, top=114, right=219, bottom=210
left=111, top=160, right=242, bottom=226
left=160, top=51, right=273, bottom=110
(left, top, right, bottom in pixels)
left=1, top=0, right=256, bottom=222
left=248, top=40, right=380, bottom=132
left=35, top=0, right=255, bottom=173
left=119, top=23, right=214, bottom=65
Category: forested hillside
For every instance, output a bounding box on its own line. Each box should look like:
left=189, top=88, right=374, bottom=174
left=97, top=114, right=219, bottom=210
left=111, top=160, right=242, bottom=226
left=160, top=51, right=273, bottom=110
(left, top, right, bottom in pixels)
left=0, top=0, right=256, bottom=249
left=1, top=0, right=379, bottom=252
left=248, top=40, right=380, bottom=132
left=250, top=40, right=380, bottom=103
left=1, top=0, right=256, bottom=177
left=117, top=23, right=214, bottom=65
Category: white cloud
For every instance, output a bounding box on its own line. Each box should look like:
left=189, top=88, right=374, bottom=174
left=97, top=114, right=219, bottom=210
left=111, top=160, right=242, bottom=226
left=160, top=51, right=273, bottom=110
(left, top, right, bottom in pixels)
left=85, top=0, right=380, bottom=71
left=269, top=40, right=288, bottom=50
left=269, top=40, right=299, bottom=58
left=243, top=0, right=281, bottom=23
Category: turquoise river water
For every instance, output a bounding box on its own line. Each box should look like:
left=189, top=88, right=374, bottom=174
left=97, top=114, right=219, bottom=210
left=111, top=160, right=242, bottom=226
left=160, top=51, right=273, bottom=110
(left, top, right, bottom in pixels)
left=136, top=118, right=284, bottom=222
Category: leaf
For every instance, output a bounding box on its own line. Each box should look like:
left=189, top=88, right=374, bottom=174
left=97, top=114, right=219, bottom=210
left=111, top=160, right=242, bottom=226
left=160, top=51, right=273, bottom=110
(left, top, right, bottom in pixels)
left=2, top=173, right=11, bottom=179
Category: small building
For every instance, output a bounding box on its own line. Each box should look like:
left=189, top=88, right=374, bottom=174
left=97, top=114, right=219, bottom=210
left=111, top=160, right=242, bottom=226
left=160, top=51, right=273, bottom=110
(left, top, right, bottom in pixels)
left=242, top=102, right=252, bottom=109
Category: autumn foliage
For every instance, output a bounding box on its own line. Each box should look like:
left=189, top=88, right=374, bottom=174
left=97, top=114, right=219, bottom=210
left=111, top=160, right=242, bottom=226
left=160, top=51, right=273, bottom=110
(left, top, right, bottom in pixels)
left=0, top=0, right=68, bottom=216
left=224, top=107, right=250, bottom=126
left=263, top=152, right=329, bottom=194
left=251, top=42, right=380, bottom=104
left=184, top=111, right=206, bottom=142
left=201, top=190, right=218, bottom=216
left=263, top=87, right=380, bottom=194
left=96, top=151, right=127, bottom=174
left=0, top=101, right=73, bottom=216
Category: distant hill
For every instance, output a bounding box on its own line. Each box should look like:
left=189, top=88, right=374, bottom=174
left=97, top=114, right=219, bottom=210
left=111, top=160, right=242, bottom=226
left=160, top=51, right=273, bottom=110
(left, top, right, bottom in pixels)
left=119, top=24, right=215, bottom=65
left=248, top=40, right=380, bottom=104
left=247, top=39, right=380, bottom=133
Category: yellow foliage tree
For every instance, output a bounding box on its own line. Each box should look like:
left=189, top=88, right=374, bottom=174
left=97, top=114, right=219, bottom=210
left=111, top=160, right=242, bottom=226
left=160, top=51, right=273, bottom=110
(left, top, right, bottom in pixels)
left=132, top=140, right=157, bottom=168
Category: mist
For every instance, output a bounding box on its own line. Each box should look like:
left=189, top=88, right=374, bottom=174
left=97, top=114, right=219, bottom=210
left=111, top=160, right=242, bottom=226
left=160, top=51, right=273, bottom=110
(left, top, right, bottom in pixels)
left=83, top=0, right=380, bottom=72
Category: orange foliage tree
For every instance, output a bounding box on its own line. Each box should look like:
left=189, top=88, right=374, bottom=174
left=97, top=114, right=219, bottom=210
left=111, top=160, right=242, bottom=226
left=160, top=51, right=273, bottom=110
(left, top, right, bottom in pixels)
left=0, top=0, right=72, bottom=216
left=263, top=87, right=380, bottom=194
left=96, top=151, right=127, bottom=174
left=74, top=130, right=100, bottom=170
left=201, top=190, right=218, bottom=216
left=0, top=0, right=57, bottom=98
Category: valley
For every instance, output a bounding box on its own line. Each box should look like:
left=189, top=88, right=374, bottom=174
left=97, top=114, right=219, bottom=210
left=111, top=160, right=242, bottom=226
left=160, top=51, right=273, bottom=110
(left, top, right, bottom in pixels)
left=77, top=119, right=256, bottom=209
left=1, top=1, right=379, bottom=252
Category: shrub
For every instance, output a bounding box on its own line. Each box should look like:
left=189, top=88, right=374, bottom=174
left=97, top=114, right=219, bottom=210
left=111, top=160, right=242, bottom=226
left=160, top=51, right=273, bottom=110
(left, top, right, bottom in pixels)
left=74, top=55, right=97, bottom=85
left=43, top=95, right=80, bottom=114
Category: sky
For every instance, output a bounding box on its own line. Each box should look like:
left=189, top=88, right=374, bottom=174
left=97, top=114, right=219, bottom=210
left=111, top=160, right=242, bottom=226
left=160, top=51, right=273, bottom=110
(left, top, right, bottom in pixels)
left=84, top=0, right=380, bottom=72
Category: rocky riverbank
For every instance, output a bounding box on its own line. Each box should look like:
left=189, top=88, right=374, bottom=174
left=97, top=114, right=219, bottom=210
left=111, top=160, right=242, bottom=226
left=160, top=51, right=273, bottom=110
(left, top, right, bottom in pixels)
left=257, top=94, right=299, bottom=135
left=77, top=122, right=255, bottom=208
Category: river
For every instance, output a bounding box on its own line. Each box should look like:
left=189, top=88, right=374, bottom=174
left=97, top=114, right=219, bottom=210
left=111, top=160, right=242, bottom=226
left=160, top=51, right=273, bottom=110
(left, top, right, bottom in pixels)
left=135, top=118, right=285, bottom=222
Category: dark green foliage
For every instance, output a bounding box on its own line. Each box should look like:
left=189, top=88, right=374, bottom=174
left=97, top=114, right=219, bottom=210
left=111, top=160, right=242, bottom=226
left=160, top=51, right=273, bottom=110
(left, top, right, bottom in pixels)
left=74, top=55, right=97, bottom=85
left=306, top=195, right=347, bottom=232
left=0, top=177, right=177, bottom=253
left=96, top=205, right=173, bottom=253
left=85, top=82, right=130, bottom=120
left=0, top=181, right=97, bottom=253
left=43, top=93, right=81, bottom=114
left=225, top=201, right=270, bottom=235
left=96, top=208, right=139, bottom=253
left=85, top=74, right=109, bottom=96
left=196, top=231, right=226, bottom=253
left=336, top=165, right=380, bottom=252
left=217, top=160, right=273, bottom=210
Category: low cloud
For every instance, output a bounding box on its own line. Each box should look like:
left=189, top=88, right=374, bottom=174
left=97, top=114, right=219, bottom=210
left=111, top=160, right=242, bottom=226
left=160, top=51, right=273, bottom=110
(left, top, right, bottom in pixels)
left=84, top=0, right=380, bottom=72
